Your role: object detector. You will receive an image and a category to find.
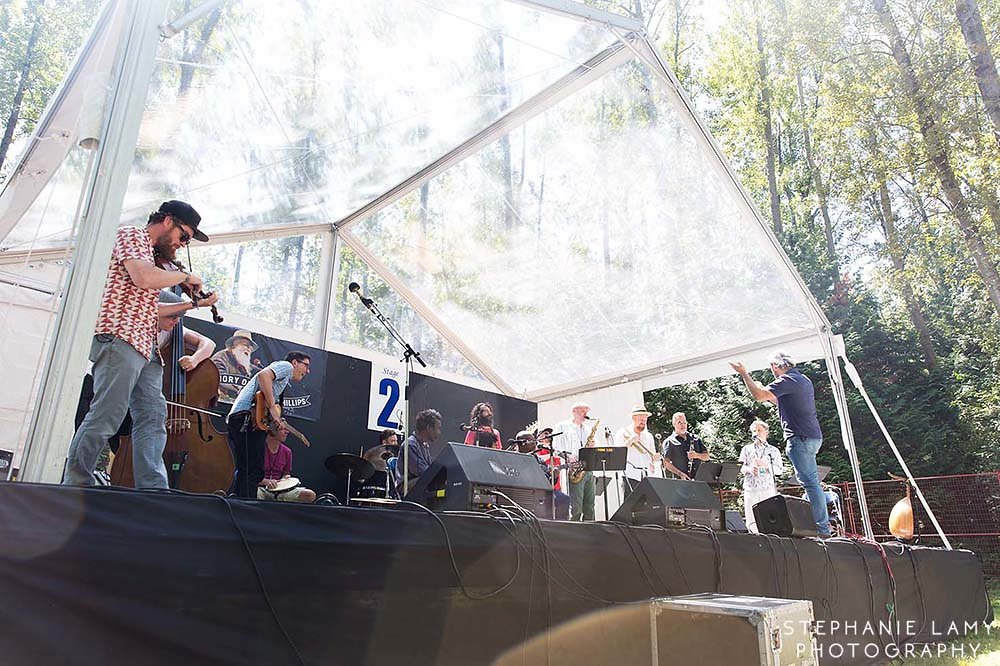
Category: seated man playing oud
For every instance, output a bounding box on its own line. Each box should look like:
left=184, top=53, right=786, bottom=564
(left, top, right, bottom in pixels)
left=257, top=424, right=315, bottom=503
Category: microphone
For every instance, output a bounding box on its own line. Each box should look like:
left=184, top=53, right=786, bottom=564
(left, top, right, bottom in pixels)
left=583, top=415, right=595, bottom=420
left=347, top=281, right=374, bottom=308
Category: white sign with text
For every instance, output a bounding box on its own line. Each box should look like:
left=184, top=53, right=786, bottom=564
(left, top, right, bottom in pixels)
left=368, top=361, right=406, bottom=433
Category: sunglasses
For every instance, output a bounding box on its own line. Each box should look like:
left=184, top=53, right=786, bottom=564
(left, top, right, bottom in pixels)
left=171, top=220, right=192, bottom=245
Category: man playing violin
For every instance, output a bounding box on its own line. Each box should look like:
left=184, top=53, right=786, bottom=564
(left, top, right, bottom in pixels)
left=65, top=200, right=217, bottom=488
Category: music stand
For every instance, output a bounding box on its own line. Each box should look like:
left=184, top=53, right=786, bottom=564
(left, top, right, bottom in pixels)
left=695, top=461, right=742, bottom=504
left=579, top=446, right=628, bottom=522
left=781, top=465, right=831, bottom=486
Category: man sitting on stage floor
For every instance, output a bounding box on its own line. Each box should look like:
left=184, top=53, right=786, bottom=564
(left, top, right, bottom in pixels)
left=65, top=200, right=215, bottom=489
left=663, top=412, right=709, bottom=480
left=226, top=351, right=311, bottom=498
left=729, top=351, right=831, bottom=537
left=397, top=409, right=442, bottom=494
left=258, top=423, right=315, bottom=503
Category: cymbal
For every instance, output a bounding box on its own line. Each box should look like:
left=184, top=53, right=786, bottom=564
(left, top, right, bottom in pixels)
left=364, top=445, right=399, bottom=473
left=324, top=453, right=375, bottom=481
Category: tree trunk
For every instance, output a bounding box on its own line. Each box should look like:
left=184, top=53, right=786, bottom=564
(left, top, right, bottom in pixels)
left=874, top=0, right=1000, bottom=318
left=955, top=0, right=1000, bottom=147
left=178, top=7, right=222, bottom=95
left=0, top=5, right=43, bottom=173
left=875, top=178, right=939, bottom=370
left=754, top=2, right=782, bottom=234
left=232, top=245, right=244, bottom=304
left=796, top=69, right=838, bottom=269
left=494, top=33, right=516, bottom=229
left=288, top=236, right=304, bottom=328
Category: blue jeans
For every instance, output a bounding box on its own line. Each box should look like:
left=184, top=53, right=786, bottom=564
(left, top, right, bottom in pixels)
left=785, top=436, right=831, bottom=536
left=65, top=335, right=168, bottom=489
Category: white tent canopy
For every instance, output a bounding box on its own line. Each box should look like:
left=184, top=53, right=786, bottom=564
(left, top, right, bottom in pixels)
left=0, top=0, right=886, bottom=538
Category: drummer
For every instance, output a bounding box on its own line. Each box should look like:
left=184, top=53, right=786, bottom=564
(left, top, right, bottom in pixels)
left=258, top=424, right=315, bottom=503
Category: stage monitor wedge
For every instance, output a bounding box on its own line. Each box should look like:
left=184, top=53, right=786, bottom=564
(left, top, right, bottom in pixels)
left=610, top=477, right=723, bottom=529
left=752, top=494, right=819, bottom=538
left=403, top=443, right=554, bottom=519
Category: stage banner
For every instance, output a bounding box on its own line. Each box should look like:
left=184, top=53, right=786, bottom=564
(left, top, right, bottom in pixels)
left=185, top=319, right=327, bottom=422
left=368, top=360, right=406, bottom=432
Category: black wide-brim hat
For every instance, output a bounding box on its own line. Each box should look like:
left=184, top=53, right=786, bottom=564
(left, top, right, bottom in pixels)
left=158, top=200, right=208, bottom=242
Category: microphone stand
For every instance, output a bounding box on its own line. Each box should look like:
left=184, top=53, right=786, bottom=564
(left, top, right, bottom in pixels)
left=353, top=290, right=426, bottom=496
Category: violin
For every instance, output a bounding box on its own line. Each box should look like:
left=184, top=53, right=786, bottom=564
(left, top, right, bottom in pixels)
left=155, top=252, right=223, bottom=323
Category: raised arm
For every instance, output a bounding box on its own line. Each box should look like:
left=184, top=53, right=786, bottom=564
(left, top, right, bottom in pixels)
left=729, top=361, right=777, bottom=404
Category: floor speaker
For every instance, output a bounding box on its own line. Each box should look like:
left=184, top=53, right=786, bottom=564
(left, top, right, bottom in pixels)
left=752, top=494, right=819, bottom=538
left=610, top=477, right=722, bottom=528
left=404, top=443, right=554, bottom=519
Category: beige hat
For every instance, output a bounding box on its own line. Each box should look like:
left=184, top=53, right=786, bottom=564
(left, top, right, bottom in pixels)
left=225, top=329, right=259, bottom=351
left=570, top=401, right=591, bottom=410
left=630, top=404, right=652, bottom=417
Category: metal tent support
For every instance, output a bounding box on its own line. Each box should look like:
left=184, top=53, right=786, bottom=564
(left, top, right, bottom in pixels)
left=20, top=0, right=169, bottom=483
left=821, top=334, right=874, bottom=540
left=841, top=356, right=953, bottom=549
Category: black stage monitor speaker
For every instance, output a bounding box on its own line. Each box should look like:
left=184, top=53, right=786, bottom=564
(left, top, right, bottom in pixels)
left=610, top=477, right=723, bottom=529
left=752, top=494, right=819, bottom=538
left=404, top=443, right=554, bottom=519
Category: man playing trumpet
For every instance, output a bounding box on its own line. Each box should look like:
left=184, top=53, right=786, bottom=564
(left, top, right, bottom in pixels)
left=615, top=405, right=689, bottom=497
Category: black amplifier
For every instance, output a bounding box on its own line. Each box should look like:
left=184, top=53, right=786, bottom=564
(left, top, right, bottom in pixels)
left=633, top=506, right=724, bottom=530
left=405, top=444, right=554, bottom=519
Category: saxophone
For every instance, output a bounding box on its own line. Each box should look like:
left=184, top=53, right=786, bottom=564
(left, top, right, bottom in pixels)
left=570, top=419, right=600, bottom=484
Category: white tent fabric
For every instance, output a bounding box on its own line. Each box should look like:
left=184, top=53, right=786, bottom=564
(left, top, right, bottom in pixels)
left=0, top=0, right=870, bottom=521
left=0, top=282, right=58, bottom=460
left=0, top=1, right=127, bottom=251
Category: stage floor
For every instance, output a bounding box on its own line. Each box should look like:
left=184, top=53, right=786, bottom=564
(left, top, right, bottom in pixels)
left=0, top=482, right=992, bottom=665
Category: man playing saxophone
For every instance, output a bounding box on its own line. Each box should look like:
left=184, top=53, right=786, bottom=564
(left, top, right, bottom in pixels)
left=553, top=401, right=599, bottom=522
left=615, top=404, right=689, bottom=497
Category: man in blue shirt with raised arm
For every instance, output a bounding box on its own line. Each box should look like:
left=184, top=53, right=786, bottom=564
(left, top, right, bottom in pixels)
left=729, top=350, right=831, bottom=537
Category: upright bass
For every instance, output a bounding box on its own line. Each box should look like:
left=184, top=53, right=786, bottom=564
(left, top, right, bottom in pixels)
left=110, top=259, right=234, bottom=493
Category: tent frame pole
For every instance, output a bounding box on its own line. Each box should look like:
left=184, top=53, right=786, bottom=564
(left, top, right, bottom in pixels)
left=821, top=334, right=874, bottom=540
left=20, top=0, right=169, bottom=483
left=313, top=228, right=337, bottom=349
left=841, top=356, right=953, bottom=549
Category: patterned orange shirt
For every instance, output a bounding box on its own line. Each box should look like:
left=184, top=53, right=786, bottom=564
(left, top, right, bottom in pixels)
left=94, top=226, right=159, bottom=360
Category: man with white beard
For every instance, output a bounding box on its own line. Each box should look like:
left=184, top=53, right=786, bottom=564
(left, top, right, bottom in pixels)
left=211, top=330, right=258, bottom=402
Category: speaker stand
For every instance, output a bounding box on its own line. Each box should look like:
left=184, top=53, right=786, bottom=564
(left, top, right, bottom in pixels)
left=600, top=459, right=610, bottom=522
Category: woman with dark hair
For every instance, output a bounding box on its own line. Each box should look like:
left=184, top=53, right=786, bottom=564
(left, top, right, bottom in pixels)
left=463, top=402, right=502, bottom=449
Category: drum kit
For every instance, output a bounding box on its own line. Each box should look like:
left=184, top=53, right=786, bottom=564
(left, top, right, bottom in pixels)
left=323, top=443, right=400, bottom=504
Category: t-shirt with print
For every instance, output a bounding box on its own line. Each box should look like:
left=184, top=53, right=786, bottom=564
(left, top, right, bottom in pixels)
left=94, top=226, right=159, bottom=359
